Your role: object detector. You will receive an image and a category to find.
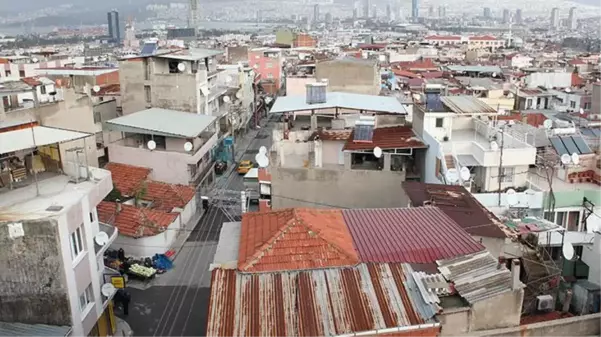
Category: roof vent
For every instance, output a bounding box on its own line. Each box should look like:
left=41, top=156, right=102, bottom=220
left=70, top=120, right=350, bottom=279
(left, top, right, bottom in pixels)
left=306, top=82, right=327, bottom=104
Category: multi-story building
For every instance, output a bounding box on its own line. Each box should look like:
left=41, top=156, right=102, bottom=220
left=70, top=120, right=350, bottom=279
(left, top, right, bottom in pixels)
left=248, top=48, right=284, bottom=95
left=502, top=9, right=510, bottom=24
left=315, top=58, right=380, bottom=95
left=424, top=35, right=506, bottom=50
left=515, top=9, right=523, bottom=24
left=0, top=124, right=118, bottom=336
left=107, top=10, right=121, bottom=44
left=0, top=55, right=82, bottom=80
left=119, top=47, right=225, bottom=116
left=411, top=0, right=418, bottom=21
left=550, top=8, right=560, bottom=30
left=568, top=7, right=577, bottom=30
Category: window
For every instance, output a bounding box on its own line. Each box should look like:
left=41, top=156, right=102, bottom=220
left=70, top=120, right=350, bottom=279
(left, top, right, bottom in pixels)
left=19, top=70, right=25, bottom=77
left=70, top=226, right=84, bottom=260
left=266, top=62, right=273, bottom=68
left=40, top=85, right=47, bottom=94
left=79, top=284, right=94, bottom=313
left=584, top=102, right=591, bottom=109
left=435, top=118, right=444, bottom=128
left=556, top=211, right=566, bottom=227
left=89, top=212, right=94, bottom=223
left=267, top=73, right=274, bottom=79
left=567, top=211, right=580, bottom=231
left=501, top=167, right=514, bottom=183
left=570, top=101, right=576, bottom=108
left=5, top=70, right=10, bottom=77
left=144, top=85, right=151, bottom=103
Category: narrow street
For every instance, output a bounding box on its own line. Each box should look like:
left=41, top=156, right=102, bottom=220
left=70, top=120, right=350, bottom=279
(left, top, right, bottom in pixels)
left=117, top=116, right=275, bottom=336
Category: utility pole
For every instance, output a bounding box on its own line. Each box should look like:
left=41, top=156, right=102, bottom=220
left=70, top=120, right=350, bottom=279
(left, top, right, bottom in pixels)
left=497, top=128, right=504, bottom=206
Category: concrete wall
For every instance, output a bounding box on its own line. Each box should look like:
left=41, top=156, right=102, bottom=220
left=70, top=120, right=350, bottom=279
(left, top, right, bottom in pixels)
left=111, top=216, right=180, bottom=258
left=422, top=130, right=443, bottom=184
left=592, top=83, right=600, bottom=114
left=286, top=77, right=316, bottom=96
left=315, top=60, right=379, bottom=95
left=119, top=58, right=147, bottom=115
left=470, top=289, right=524, bottom=331
left=472, top=313, right=601, bottom=337
left=271, top=167, right=408, bottom=209
left=438, top=307, right=470, bottom=336
left=581, top=232, right=600, bottom=285
left=0, top=219, right=71, bottom=326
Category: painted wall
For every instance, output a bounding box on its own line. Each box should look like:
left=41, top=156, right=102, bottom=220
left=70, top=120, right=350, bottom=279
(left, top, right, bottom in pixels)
left=111, top=216, right=181, bottom=257
left=422, top=130, right=443, bottom=184
left=471, top=313, right=600, bottom=336
left=286, top=77, right=316, bottom=96
left=315, top=60, right=379, bottom=95
left=470, top=289, right=524, bottom=331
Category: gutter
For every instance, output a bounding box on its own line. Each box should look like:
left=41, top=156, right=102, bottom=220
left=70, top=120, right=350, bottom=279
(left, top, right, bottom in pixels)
left=335, top=323, right=440, bottom=337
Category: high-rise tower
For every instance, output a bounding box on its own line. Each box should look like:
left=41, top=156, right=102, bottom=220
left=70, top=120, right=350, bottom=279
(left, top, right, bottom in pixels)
left=188, top=0, right=199, bottom=29
left=107, top=10, right=121, bottom=44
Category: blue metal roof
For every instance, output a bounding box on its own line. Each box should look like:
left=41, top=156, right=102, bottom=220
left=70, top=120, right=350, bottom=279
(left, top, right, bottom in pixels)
left=269, top=92, right=408, bottom=114
left=0, top=322, right=71, bottom=336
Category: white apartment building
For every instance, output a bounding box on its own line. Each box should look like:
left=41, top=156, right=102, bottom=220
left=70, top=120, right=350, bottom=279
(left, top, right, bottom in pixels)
left=0, top=125, right=118, bottom=336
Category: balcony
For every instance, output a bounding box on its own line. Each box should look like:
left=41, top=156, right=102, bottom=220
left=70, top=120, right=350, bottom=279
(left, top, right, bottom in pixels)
left=95, top=222, right=118, bottom=257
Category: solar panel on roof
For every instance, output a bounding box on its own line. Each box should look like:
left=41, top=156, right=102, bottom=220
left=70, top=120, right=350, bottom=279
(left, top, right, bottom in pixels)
left=354, top=125, right=374, bottom=142
left=572, top=135, right=592, bottom=154
left=140, top=42, right=158, bottom=56
left=550, top=137, right=568, bottom=156
left=425, top=93, right=444, bottom=112
left=560, top=136, right=580, bottom=155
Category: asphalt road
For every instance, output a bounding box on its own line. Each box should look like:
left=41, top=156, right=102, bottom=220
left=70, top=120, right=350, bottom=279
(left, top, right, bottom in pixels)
left=117, top=117, right=275, bottom=336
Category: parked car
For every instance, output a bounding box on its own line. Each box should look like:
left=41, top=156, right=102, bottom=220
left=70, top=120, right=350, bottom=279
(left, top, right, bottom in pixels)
left=237, top=160, right=253, bottom=175
left=215, top=161, right=228, bottom=175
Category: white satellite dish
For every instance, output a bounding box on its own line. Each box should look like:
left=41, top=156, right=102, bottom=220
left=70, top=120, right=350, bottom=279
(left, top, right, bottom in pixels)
left=562, top=242, right=575, bottom=261
left=543, top=119, right=553, bottom=129
left=490, top=141, right=499, bottom=151
left=508, top=120, right=515, bottom=125
left=253, top=64, right=259, bottom=69
left=579, top=108, right=584, bottom=115
left=560, top=153, right=572, bottom=165
left=184, top=141, right=193, bottom=152
left=101, top=283, right=116, bottom=297
left=31, top=57, right=38, bottom=63
left=460, top=167, right=471, bottom=181
left=373, top=146, right=383, bottom=158
left=92, top=85, right=101, bottom=93
left=225, top=76, right=232, bottom=83
left=565, top=87, right=571, bottom=93
left=235, top=91, right=243, bottom=99
left=445, top=169, right=459, bottom=183
left=177, top=62, right=186, bottom=72
left=147, top=140, right=157, bottom=150
left=492, top=72, right=497, bottom=77
left=94, top=232, right=109, bottom=246
left=259, top=146, right=267, bottom=154
left=223, top=95, right=231, bottom=103
left=571, top=152, right=580, bottom=165
left=506, top=188, right=518, bottom=206
left=255, top=153, right=270, bottom=168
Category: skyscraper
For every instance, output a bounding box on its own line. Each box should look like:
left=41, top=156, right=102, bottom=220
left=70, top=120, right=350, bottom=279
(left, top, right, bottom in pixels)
left=353, top=7, right=358, bottom=20
left=188, top=0, right=199, bottom=29
left=428, top=6, right=434, bottom=18
left=362, top=0, right=370, bottom=18
left=107, top=10, right=121, bottom=44
left=438, top=6, right=446, bottom=18
left=483, top=7, right=492, bottom=19
left=325, top=12, right=333, bottom=25
left=411, top=0, right=419, bottom=22
left=568, top=7, right=577, bottom=30
left=550, top=8, right=560, bottom=30
left=502, top=9, right=510, bottom=24
left=386, top=4, right=392, bottom=21
left=313, top=4, right=320, bottom=23
left=515, top=9, right=523, bottom=25
left=371, top=4, right=377, bottom=18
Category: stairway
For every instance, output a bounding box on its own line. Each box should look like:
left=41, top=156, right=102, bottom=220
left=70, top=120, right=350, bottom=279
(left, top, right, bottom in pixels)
left=444, top=155, right=455, bottom=170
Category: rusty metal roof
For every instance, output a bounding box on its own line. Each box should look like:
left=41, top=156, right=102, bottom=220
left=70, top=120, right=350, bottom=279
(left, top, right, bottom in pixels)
left=401, top=182, right=508, bottom=238
left=207, top=263, right=441, bottom=337
left=342, top=126, right=427, bottom=151
left=342, top=207, right=485, bottom=264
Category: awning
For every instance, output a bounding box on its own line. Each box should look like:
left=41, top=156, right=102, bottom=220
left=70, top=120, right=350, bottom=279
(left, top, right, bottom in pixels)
left=0, top=126, right=91, bottom=155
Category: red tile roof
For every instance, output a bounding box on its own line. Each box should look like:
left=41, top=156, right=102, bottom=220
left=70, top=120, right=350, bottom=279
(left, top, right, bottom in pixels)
left=314, top=129, right=352, bottom=141
left=97, top=201, right=178, bottom=237
left=207, top=264, right=439, bottom=337
left=104, top=162, right=151, bottom=196
left=144, top=180, right=195, bottom=212
left=237, top=208, right=359, bottom=272
left=568, top=58, right=585, bottom=65
left=520, top=311, right=573, bottom=325
left=342, top=207, right=485, bottom=264
left=92, top=83, right=121, bottom=96
left=392, top=69, right=420, bottom=78
left=572, top=72, right=584, bottom=87
left=401, top=182, right=508, bottom=238
left=469, top=35, right=498, bottom=41
left=343, top=126, right=426, bottom=151
left=422, top=71, right=444, bottom=79
left=21, top=77, right=42, bottom=86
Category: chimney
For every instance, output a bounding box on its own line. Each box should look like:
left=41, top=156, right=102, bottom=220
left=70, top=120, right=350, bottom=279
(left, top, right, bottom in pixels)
left=511, top=259, right=521, bottom=290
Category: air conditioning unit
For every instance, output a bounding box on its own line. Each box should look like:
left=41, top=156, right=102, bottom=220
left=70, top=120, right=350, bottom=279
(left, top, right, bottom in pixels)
left=536, top=294, right=554, bottom=312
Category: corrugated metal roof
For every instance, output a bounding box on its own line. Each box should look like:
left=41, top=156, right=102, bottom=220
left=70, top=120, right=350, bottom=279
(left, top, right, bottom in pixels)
left=342, top=207, right=485, bottom=264
left=0, top=322, right=70, bottom=336
left=445, top=65, right=502, bottom=74
left=440, top=96, right=497, bottom=114
left=270, top=92, right=408, bottom=114
left=342, top=126, right=427, bottom=151
left=207, top=264, right=440, bottom=336
left=401, top=182, right=508, bottom=238
left=211, top=221, right=242, bottom=270
left=437, top=251, right=520, bottom=303
left=155, top=48, right=224, bottom=61
left=105, top=108, right=216, bottom=138
left=0, top=126, right=91, bottom=155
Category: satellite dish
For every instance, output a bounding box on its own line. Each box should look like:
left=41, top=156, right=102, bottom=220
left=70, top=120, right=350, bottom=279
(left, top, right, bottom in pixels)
left=492, top=72, right=497, bottom=77
left=543, top=119, right=553, bottom=129
left=177, top=62, right=186, bottom=72
left=562, top=242, right=575, bottom=261
left=93, top=85, right=101, bottom=93
left=255, top=153, right=269, bottom=168
left=460, top=167, right=471, bottom=181
left=259, top=146, right=267, bottom=154
left=445, top=169, right=459, bottom=183
left=31, top=57, right=38, bottom=63
left=565, top=87, right=571, bottom=93
left=490, top=141, right=499, bottom=151
left=506, top=188, right=518, bottom=206
left=223, top=95, right=231, bottom=103
left=225, top=76, right=232, bottom=83
left=508, top=120, right=515, bottom=125
left=571, top=152, right=580, bottom=165
left=373, top=146, right=383, bottom=158
left=147, top=140, right=157, bottom=150
left=560, top=153, right=571, bottom=165
left=101, top=283, right=116, bottom=297
left=94, top=232, right=109, bottom=246
left=235, top=91, right=243, bottom=99
left=579, top=108, right=584, bottom=115
left=184, top=141, right=193, bottom=152
left=253, top=64, right=259, bottom=69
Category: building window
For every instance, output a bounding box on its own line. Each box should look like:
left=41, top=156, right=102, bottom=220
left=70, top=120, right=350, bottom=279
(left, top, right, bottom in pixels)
left=583, top=102, right=591, bottom=109
left=266, top=62, right=273, bottom=68
left=40, top=85, right=47, bottom=94
left=570, top=101, right=576, bottom=108
left=144, top=85, right=151, bottom=103
left=267, top=73, right=274, bottom=79
left=5, top=70, right=10, bottom=77
left=501, top=167, right=514, bottom=183
left=567, top=211, right=580, bottom=231
left=70, top=226, right=84, bottom=260
left=89, top=212, right=95, bottom=223
left=19, top=70, right=25, bottom=77
left=79, top=284, right=94, bottom=313
left=435, top=118, right=444, bottom=128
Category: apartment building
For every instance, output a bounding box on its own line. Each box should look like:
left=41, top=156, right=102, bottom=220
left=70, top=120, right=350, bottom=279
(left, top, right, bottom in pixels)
left=0, top=124, right=118, bottom=336
left=315, top=58, right=380, bottom=95
left=0, top=54, right=83, bottom=80
left=118, top=47, right=225, bottom=116
left=248, top=48, right=284, bottom=95
left=423, top=35, right=506, bottom=50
